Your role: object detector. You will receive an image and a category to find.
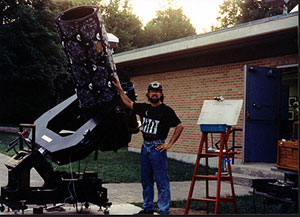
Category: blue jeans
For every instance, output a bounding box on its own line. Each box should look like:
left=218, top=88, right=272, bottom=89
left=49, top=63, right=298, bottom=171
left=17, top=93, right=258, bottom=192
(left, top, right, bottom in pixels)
left=140, top=140, right=170, bottom=215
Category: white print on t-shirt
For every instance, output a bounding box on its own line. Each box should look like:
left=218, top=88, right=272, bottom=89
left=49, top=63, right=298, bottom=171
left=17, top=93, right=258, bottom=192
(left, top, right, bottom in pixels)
left=142, top=117, right=160, bottom=134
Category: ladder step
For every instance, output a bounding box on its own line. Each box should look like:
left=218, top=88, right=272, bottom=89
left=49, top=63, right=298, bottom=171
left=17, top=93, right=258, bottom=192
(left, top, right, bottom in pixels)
left=190, top=197, right=216, bottom=202
left=194, top=175, right=231, bottom=180
left=189, top=197, right=235, bottom=203
left=199, top=152, right=239, bottom=158
left=206, top=196, right=236, bottom=203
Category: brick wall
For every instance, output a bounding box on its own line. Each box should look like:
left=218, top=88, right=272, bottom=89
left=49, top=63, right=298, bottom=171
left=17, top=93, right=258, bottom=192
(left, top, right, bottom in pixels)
left=128, top=54, right=298, bottom=161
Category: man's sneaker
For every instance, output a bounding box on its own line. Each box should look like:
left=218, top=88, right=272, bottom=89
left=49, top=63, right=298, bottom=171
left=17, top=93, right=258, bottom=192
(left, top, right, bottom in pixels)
left=135, top=209, right=154, bottom=215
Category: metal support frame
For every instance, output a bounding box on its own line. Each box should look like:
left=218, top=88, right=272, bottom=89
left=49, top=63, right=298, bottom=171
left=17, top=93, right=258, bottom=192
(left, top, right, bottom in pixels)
left=211, top=128, right=242, bottom=164
left=0, top=124, right=111, bottom=214
left=19, top=124, right=35, bottom=151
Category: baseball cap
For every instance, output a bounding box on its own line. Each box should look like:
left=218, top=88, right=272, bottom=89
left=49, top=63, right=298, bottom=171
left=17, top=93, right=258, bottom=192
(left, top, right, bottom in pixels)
left=148, top=81, right=162, bottom=91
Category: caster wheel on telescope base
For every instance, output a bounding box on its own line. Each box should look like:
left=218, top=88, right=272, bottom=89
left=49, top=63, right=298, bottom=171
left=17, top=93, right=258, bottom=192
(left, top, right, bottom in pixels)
left=0, top=205, right=5, bottom=212
left=104, top=206, right=109, bottom=215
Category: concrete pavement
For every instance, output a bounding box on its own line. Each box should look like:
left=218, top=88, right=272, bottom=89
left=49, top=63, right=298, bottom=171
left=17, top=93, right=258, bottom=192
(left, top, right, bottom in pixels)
left=104, top=181, right=252, bottom=204
left=0, top=152, right=252, bottom=215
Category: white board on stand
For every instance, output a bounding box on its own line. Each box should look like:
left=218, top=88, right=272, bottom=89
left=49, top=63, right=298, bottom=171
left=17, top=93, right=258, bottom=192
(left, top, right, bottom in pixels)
left=197, top=100, right=243, bottom=126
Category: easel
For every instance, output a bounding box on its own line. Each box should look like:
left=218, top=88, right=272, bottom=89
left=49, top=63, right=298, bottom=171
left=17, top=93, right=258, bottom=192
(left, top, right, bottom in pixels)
left=184, top=99, right=243, bottom=214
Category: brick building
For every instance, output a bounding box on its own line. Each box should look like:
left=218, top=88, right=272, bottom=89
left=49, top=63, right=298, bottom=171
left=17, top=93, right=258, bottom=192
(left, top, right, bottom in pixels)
left=113, top=12, right=298, bottom=166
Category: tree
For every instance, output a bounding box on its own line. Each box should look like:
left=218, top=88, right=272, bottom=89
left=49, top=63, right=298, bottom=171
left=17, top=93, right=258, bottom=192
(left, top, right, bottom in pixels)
left=0, top=0, right=144, bottom=124
left=0, top=0, right=73, bottom=124
left=49, top=0, right=105, bottom=16
left=139, top=5, right=196, bottom=47
left=212, top=0, right=298, bottom=30
left=101, top=0, right=143, bottom=53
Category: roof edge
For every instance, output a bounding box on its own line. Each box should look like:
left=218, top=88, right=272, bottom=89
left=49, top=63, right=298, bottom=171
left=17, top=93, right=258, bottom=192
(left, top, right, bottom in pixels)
left=113, top=12, right=298, bottom=64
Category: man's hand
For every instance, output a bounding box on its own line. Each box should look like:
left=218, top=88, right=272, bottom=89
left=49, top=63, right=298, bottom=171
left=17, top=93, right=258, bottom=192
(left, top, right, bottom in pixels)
left=112, top=73, right=134, bottom=110
left=155, top=142, right=172, bottom=152
left=112, top=73, right=122, bottom=91
left=155, top=123, right=184, bottom=152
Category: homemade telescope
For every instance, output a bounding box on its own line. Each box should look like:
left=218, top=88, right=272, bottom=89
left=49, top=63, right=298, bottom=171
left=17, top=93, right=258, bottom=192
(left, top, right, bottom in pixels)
left=0, top=6, right=138, bottom=214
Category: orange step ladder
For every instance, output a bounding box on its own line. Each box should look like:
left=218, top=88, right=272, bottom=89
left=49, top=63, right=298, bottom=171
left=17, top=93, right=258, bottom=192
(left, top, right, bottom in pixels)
left=184, top=125, right=238, bottom=214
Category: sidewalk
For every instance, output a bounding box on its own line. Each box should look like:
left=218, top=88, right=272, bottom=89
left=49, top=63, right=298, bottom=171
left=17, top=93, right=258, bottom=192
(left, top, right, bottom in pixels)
left=0, top=152, right=252, bottom=215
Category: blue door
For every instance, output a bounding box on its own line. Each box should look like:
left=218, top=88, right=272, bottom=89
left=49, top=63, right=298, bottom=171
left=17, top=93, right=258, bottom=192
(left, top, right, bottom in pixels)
left=244, top=65, right=281, bottom=162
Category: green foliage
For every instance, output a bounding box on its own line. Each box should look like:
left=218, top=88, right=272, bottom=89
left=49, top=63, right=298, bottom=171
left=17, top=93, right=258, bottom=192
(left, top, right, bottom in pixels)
left=62, top=0, right=196, bottom=51
left=52, top=147, right=200, bottom=183
left=49, top=0, right=74, bottom=15
left=140, top=6, right=196, bottom=47
left=101, top=0, right=143, bottom=53
left=0, top=132, right=207, bottom=183
left=0, top=132, right=18, bottom=156
left=212, top=0, right=299, bottom=30
left=0, top=0, right=197, bottom=125
left=0, top=0, right=73, bottom=124
left=0, top=0, right=196, bottom=126
left=69, top=0, right=104, bottom=7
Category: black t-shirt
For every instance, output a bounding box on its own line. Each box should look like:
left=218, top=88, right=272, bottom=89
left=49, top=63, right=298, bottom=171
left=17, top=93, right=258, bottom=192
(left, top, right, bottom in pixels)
left=133, top=102, right=181, bottom=141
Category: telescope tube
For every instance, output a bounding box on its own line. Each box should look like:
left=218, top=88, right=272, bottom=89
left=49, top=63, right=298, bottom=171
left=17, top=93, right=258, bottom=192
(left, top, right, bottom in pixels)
left=56, top=6, right=117, bottom=110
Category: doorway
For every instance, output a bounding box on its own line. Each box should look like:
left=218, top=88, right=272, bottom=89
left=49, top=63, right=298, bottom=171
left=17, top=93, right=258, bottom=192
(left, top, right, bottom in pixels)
left=280, top=65, right=298, bottom=140
left=243, top=65, right=298, bottom=163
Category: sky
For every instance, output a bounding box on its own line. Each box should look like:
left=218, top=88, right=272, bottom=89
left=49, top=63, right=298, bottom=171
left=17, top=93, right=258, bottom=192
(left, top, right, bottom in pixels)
left=104, top=0, right=225, bottom=33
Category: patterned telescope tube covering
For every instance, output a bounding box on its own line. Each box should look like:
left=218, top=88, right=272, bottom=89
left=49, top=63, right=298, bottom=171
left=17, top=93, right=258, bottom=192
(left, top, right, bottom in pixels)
left=56, top=6, right=117, bottom=110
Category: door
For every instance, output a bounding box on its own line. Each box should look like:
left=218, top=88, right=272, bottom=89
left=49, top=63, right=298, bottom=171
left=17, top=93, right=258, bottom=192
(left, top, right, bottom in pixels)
left=244, top=65, right=281, bottom=162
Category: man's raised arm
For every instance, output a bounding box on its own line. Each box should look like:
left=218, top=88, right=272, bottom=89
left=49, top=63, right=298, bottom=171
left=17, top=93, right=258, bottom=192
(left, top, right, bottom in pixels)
left=112, top=73, right=134, bottom=110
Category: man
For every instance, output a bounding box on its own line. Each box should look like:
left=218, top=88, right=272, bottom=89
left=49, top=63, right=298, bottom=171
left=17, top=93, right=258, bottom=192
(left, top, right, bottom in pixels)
left=113, top=74, right=184, bottom=215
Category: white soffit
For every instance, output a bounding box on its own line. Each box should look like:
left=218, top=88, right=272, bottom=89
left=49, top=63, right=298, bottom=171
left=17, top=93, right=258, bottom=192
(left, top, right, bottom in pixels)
left=114, top=13, right=297, bottom=64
